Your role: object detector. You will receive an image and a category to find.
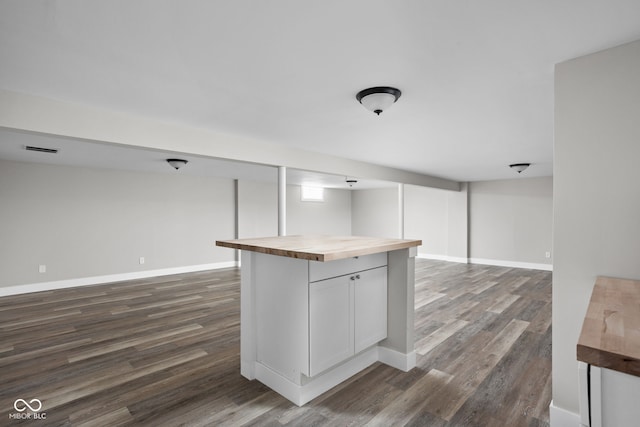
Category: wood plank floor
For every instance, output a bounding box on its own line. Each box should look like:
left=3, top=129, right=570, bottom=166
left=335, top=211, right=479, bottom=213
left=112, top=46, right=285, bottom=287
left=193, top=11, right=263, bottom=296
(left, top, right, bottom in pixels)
left=0, top=259, right=551, bottom=426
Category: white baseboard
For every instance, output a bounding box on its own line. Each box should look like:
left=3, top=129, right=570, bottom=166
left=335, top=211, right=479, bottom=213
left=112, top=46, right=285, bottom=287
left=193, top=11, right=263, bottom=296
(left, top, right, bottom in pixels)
left=417, top=254, right=553, bottom=271
left=469, top=257, right=553, bottom=271
left=254, top=346, right=379, bottom=406
left=549, top=400, right=581, bottom=427
left=0, top=261, right=239, bottom=297
left=417, top=253, right=469, bottom=264
left=378, top=347, right=416, bottom=372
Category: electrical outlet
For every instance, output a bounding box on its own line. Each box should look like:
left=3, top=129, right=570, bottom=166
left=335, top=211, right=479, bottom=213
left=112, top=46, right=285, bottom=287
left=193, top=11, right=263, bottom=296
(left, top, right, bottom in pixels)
left=139, top=257, right=145, bottom=265
left=39, top=265, right=46, bottom=273
left=545, top=252, right=551, bottom=258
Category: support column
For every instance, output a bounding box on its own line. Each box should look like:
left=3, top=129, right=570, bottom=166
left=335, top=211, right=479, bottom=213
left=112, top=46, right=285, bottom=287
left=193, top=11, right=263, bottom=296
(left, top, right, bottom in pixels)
left=379, top=247, right=416, bottom=371
left=278, top=166, right=286, bottom=236
left=398, top=183, right=405, bottom=239
left=234, top=179, right=239, bottom=265
left=240, top=251, right=256, bottom=379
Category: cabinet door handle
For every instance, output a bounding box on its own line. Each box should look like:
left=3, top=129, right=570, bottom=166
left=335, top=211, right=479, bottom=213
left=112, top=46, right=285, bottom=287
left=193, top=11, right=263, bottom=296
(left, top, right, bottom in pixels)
left=355, top=274, right=360, bottom=280
left=350, top=276, right=356, bottom=281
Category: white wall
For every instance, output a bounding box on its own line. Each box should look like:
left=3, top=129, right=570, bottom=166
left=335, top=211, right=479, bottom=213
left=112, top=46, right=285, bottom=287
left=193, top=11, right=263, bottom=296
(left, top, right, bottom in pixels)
left=406, top=185, right=447, bottom=253
left=0, top=159, right=236, bottom=288
left=0, top=160, right=351, bottom=289
left=346, top=179, right=552, bottom=269
left=405, top=184, right=468, bottom=261
left=286, top=185, right=351, bottom=235
left=237, top=180, right=278, bottom=238
left=553, top=39, right=640, bottom=415
left=469, top=177, right=552, bottom=268
left=351, top=188, right=399, bottom=238
left=237, top=181, right=351, bottom=237
left=0, top=158, right=553, bottom=293
left=447, top=183, right=469, bottom=260
left=402, top=179, right=552, bottom=267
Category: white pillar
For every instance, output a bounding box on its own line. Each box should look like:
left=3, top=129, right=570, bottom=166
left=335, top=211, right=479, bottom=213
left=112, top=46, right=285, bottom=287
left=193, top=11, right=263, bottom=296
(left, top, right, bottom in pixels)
left=398, top=183, right=405, bottom=239
left=234, top=179, right=240, bottom=264
left=278, top=166, right=286, bottom=236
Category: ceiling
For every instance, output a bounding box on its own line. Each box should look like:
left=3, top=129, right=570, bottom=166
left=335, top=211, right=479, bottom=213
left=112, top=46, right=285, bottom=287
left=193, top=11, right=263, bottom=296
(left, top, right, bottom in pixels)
left=1, top=1, right=640, bottom=183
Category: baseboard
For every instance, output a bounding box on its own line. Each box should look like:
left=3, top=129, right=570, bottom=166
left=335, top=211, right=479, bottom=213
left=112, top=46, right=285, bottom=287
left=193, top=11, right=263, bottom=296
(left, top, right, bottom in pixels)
left=418, top=254, right=553, bottom=271
left=378, top=347, right=416, bottom=372
left=0, top=261, right=239, bottom=297
left=254, top=363, right=305, bottom=406
left=549, top=400, right=581, bottom=427
left=417, top=253, right=469, bottom=264
left=469, top=258, right=553, bottom=271
left=254, top=346, right=379, bottom=406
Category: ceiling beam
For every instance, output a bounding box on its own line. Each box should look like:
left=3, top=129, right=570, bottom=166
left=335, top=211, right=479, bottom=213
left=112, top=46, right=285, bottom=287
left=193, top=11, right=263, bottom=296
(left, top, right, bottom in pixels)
left=0, top=90, right=460, bottom=191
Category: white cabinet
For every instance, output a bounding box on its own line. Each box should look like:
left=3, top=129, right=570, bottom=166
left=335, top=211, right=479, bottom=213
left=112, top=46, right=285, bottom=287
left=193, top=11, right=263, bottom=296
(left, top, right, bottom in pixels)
left=354, top=267, right=388, bottom=353
left=240, top=247, right=420, bottom=406
left=309, top=275, right=354, bottom=376
left=578, top=362, right=640, bottom=427
left=576, top=277, right=640, bottom=427
left=309, top=266, right=387, bottom=376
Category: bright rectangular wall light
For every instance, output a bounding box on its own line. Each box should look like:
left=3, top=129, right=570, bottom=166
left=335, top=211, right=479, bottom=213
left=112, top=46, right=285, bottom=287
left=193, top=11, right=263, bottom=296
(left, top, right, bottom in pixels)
left=301, top=186, right=324, bottom=201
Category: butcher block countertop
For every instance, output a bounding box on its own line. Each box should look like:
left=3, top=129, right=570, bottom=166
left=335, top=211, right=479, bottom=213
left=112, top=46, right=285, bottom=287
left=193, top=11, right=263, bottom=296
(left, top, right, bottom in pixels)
left=577, top=276, right=640, bottom=377
left=216, top=235, right=422, bottom=262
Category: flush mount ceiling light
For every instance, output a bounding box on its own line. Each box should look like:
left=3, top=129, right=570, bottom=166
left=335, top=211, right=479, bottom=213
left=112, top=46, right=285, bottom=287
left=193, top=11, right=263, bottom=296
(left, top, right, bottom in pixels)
left=509, top=163, right=530, bottom=174
left=356, top=86, right=402, bottom=115
left=167, top=158, right=188, bottom=170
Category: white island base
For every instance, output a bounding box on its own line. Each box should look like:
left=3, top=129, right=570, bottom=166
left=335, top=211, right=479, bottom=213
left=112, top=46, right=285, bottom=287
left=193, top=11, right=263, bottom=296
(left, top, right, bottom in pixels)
left=217, top=235, right=420, bottom=406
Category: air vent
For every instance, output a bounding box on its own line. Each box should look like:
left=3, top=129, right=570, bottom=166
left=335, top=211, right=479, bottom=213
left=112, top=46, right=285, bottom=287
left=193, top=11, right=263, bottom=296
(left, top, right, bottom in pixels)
left=25, top=145, right=58, bottom=154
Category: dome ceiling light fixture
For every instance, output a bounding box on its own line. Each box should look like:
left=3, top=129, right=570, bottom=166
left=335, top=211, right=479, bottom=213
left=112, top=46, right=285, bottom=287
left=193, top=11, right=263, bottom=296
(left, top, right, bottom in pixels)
left=167, top=158, right=188, bottom=170
left=509, top=163, right=531, bottom=174
left=356, top=86, right=402, bottom=115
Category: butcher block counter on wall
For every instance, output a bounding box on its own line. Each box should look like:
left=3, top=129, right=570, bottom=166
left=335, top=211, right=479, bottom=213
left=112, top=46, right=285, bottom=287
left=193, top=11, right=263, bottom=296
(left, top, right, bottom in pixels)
left=577, top=276, right=640, bottom=427
left=216, top=235, right=421, bottom=405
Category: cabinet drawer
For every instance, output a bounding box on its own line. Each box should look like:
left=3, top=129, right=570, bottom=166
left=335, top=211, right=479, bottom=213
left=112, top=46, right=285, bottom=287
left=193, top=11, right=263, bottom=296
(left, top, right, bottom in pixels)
left=309, top=252, right=387, bottom=283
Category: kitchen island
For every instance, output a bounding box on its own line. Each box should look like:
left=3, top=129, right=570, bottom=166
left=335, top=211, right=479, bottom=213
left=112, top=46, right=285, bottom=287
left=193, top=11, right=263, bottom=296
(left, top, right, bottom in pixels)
left=216, top=235, right=421, bottom=405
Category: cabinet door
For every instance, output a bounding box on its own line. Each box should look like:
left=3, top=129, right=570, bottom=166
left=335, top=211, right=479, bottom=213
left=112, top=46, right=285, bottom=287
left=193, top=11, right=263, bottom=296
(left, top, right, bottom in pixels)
left=309, top=275, right=354, bottom=376
left=590, top=366, right=640, bottom=427
left=354, top=266, right=387, bottom=354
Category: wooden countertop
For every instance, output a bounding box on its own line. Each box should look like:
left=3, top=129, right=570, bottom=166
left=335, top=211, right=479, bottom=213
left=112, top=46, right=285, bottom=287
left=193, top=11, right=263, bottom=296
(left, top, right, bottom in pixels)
left=577, top=276, right=640, bottom=377
left=216, top=235, right=422, bottom=262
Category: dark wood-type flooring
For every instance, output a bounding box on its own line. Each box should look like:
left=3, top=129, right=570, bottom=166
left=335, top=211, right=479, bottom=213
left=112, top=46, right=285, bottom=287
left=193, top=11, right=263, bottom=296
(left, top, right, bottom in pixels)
left=0, top=259, right=551, bottom=426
